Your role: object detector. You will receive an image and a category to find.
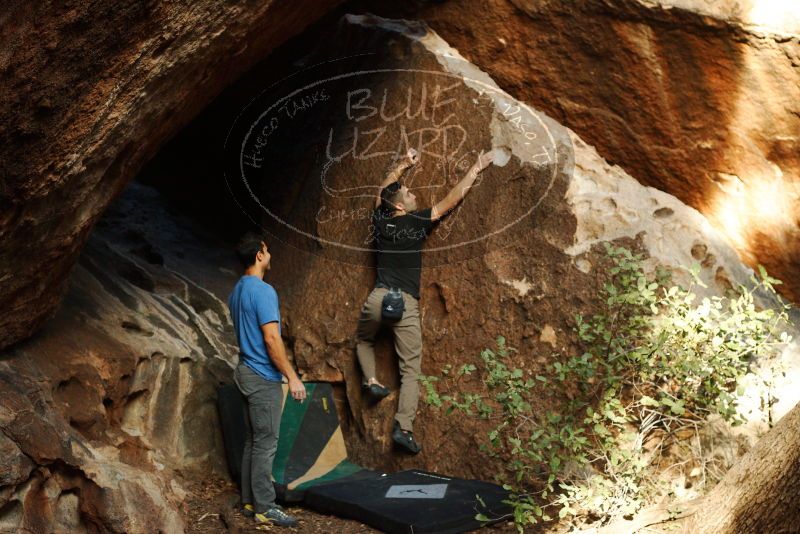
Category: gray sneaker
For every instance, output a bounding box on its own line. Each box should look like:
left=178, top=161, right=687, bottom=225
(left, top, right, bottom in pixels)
left=254, top=505, right=298, bottom=527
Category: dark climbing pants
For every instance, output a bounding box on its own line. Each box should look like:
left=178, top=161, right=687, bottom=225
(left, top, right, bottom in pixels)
left=234, top=363, right=283, bottom=513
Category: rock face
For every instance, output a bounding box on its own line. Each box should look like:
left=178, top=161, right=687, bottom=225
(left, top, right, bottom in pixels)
left=0, top=184, right=239, bottom=532
left=2, top=7, right=799, bottom=533
left=10, top=0, right=799, bottom=353
left=210, top=13, right=799, bottom=478
left=414, top=0, right=800, bottom=302
left=0, top=0, right=342, bottom=350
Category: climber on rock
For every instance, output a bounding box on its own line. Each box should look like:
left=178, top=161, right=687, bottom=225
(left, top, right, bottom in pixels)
left=355, top=146, right=494, bottom=454
left=227, top=234, right=306, bottom=527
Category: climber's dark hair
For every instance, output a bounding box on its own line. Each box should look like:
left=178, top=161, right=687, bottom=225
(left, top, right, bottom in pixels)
left=236, top=232, right=266, bottom=268
left=380, top=182, right=404, bottom=215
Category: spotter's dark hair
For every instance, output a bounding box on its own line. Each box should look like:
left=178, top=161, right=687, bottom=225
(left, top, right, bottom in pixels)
left=236, top=233, right=266, bottom=268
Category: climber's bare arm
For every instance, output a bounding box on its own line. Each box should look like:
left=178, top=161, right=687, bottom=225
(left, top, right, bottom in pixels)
left=431, top=150, right=494, bottom=221
left=374, top=148, right=419, bottom=208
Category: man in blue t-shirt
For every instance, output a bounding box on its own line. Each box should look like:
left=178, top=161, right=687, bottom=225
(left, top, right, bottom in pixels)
left=228, top=234, right=306, bottom=527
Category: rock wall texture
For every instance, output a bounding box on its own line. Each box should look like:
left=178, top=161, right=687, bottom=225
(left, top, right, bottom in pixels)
left=412, top=0, right=800, bottom=302
left=2, top=0, right=798, bottom=354
left=0, top=0, right=342, bottom=350
left=2, top=3, right=799, bottom=531
left=0, top=183, right=239, bottom=532
left=212, top=13, right=799, bottom=480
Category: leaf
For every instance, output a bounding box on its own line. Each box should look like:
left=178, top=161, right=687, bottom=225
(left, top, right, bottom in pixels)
left=668, top=286, right=679, bottom=297
left=640, top=395, right=660, bottom=407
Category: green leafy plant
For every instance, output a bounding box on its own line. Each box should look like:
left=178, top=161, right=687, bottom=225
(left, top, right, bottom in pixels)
left=420, top=243, right=791, bottom=531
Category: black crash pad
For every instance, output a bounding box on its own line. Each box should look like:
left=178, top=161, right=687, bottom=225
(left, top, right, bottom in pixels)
left=304, top=469, right=512, bottom=533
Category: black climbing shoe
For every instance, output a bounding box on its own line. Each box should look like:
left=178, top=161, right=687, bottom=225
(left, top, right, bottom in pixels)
left=392, top=421, right=422, bottom=454
left=242, top=503, right=255, bottom=518
left=362, top=382, right=390, bottom=402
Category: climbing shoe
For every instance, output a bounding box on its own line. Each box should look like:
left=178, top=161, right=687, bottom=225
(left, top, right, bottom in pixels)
left=392, top=421, right=422, bottom=454
left=254, top=505, right=298, bottom=527
left=242, top=503, right=255, bottom=518
left=362, top=382, right=390, bottom=402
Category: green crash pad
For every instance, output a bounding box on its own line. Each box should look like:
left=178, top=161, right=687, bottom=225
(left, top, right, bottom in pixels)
left=217, top=382, right=377, bottom=502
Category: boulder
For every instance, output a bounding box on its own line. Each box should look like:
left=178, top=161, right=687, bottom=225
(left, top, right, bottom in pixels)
left=2, top=9, right=798, bottom=532
left=0, top=0, right=343, bottom=349
left=415, top=0, right=800, bottom=302
left=0, top=184, right=239, bottom=532
left=212, top=13, right=799, bottom=477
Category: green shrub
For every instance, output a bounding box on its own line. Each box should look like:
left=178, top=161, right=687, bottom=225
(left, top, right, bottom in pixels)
left=420, top=243, right=791, bottom=531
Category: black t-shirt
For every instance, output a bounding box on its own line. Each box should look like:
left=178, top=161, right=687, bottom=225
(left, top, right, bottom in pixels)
left=371, top=207, right=436, bottom=299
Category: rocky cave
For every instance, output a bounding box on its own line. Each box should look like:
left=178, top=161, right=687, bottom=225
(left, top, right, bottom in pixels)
left=2, top=1, right=800, bottom=532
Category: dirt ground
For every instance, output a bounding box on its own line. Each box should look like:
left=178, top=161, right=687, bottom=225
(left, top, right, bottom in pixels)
left=183, top=475, right=377, bottom=533
left=183, top=474, right=518, bottom=533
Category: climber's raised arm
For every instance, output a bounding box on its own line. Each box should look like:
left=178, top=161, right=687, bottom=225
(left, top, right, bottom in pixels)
left=431, top=150, right=494, bottom=221
left=374, top=148, right=419, bottom=208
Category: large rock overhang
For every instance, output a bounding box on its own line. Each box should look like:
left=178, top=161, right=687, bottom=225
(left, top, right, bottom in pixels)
left=417, top=0, right=800, bottom=301
left=0, top=0, right=343, bottom=349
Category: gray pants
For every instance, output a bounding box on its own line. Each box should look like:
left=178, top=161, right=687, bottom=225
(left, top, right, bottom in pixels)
left=234, top=363, right=283, bottom=513
left=356, top=287, right=422, bottom=432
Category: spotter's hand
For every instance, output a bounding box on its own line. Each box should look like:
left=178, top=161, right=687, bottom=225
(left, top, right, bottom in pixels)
left=289, top=377, right=307, bottom=402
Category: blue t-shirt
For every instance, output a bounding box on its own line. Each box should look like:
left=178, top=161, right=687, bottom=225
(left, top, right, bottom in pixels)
left=228, top=275, right=282, bottom=382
